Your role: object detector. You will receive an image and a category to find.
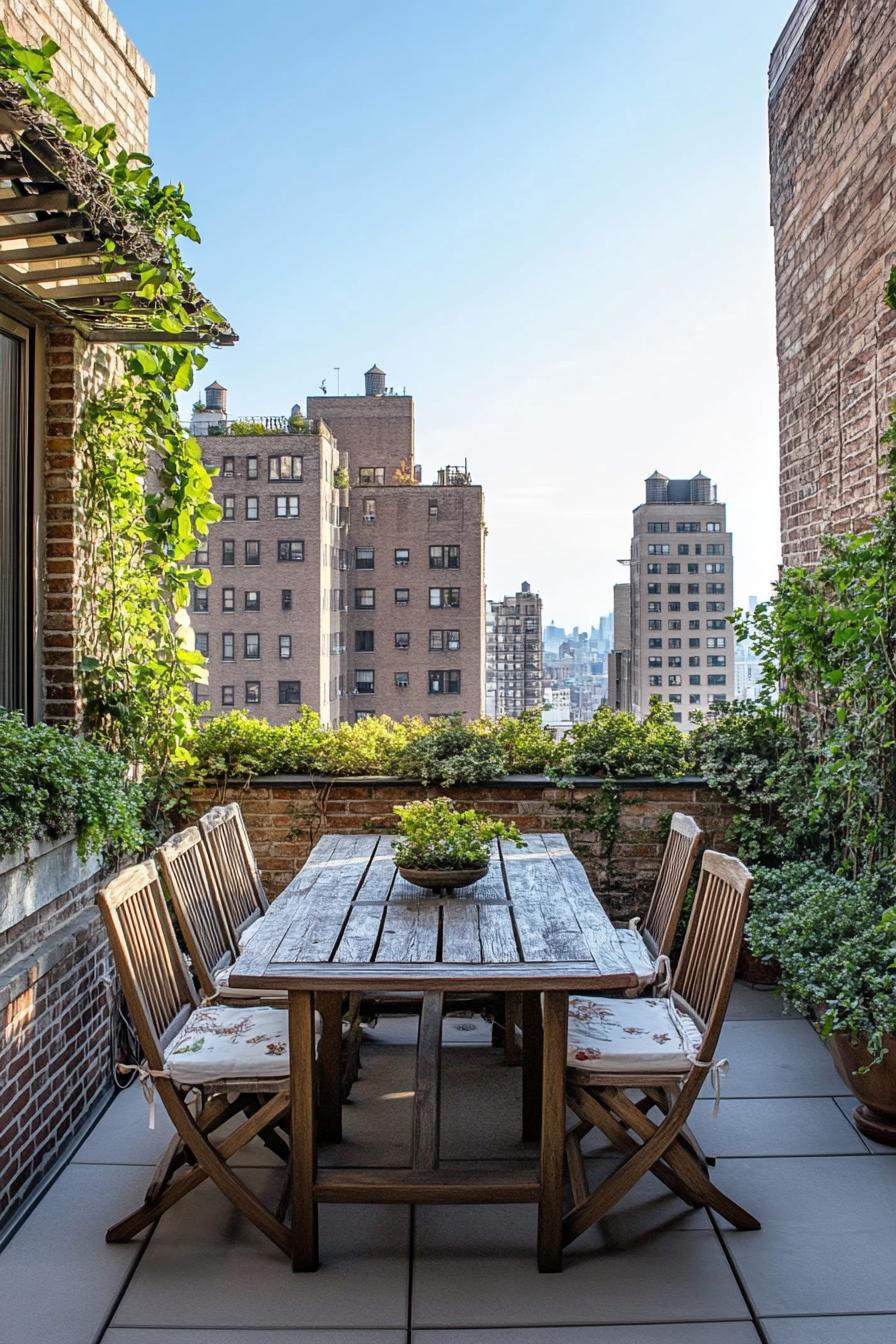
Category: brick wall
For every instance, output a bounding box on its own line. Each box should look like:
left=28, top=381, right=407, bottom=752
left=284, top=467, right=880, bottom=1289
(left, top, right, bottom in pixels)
left=0, top=0, right=154, bottom=154
left=186, top=776, right=733, bottom=922
left=0, top=864, right=111, bottom=1224
left=769, top=0, right=896, bottom=567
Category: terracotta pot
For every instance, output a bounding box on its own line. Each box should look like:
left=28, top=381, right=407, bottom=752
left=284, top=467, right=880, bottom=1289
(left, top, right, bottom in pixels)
left=736, top=936, right=780, bottom=986
left=829, top=1031, right=896, bottom=1147
left=397, top=865, right=488, bottom=893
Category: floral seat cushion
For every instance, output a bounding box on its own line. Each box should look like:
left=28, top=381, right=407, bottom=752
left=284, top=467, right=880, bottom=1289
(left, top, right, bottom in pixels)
left=614, top=927, right=668, bottom=992
left=213, top=965, right=286, bottom=1001
left=164, top=1005, right=320, bottom=1086
left=567, top=995, right=703, bottom=1075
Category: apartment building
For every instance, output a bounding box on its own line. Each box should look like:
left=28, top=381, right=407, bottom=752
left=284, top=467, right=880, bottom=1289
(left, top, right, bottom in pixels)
left=629, top=472, right=734, bottom=724
left=485, top=582, right=543, bottom=719
left=607, top=581, right=632, bottom=713
left=191, top=368, right=485, bottom=724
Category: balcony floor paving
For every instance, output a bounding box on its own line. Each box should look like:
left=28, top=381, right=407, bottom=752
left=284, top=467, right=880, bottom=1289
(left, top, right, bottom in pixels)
left=1, top=984, right=892, bottom=1344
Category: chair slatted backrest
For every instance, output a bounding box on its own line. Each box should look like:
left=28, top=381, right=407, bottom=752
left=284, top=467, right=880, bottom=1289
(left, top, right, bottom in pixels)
left=641, top=812, right=703, bottom=959
left=199, top=803, right=268, bottom=942
left=97, top=861, right=198, bottom=1071
left=157, top=826, right=236, bottom=1001
left=672, top=850, right=753, bottom=1058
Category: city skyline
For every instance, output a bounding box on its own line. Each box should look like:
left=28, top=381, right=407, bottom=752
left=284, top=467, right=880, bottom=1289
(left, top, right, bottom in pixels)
left=113, top=0, right=793, bottom=628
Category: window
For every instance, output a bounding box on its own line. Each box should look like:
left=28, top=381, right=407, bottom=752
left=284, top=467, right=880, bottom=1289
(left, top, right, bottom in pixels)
left=669, top=693, right=682, bottom=704
left=428, top=499, right=438, bottom=518
left=706, top=637, right=726, bottom=649
left=244, top=496, right=258, bottom=521
left=688, top=583, right=700, bottom=594
left=395, top=587, right=410, bottom=606
left=668, top=674, right=682, bottom=686
left=668, top=583, right=680, bottom=594
left=245, top=680, right=261, bottom=705
left=706, top=521, right=721, bottom=532
left=279, top=680, right=302, bottom=704
left=352, top=631, right=374, bottom=655
left=668, top=601, right=681, bottom=612
left=668, top=619, right=681, bottom=630
left=689, top=655, right=701, bottom=667
left=677, top=543, right=689, bottom=555
left=430, top=587, right=460, bottom=608
left=706, top=543, right=724, bottom=555
left=278, top=540, right=304, bottom=562
left=222, top=633, right=235, bottom=661
left=245, top=539, right=260, bottom=565
left=269, top=454, right=303, bottom=481
left=647, top=521, right=669, bottom=532
left=222, top=685, right=235, bottom=706
left=707, top=618, right=727, bottom=629
left=394, top=631, right=410, bottom=649
left=647, top=563, right=661, bottom=575
left=648, top=638, right=662, bottom=649
left=668, top=637, right=682, bottom=649
left=689, top=619, right=700, bottom=630
left=711, top=693, right=727, bottom=702
left=355, top=587, right=375, bottom=609
left=195, top=632, right=209, bottom=657
left=275, top=495, right=300, bottom=518
left=689, top=674, right=701, bottom=686
left=647, top=583, right=661, bottom=595
left=672, top=712, right=682, bottom=722
left=394, top=547, right=410, bottom=566
left=192, top=585, right=208, bottom=613
left=222, top=540, right=235, bottom=566
left=647, top=619, right=661, bottom=631
left=358, top=467, right=384, bottom=485
left=429, top=670, right=461, bottom=694
left=666, top=563, right=681, bottom=574
left=668, top=656, right=682, bottom=668
left=688, top=601, right=700, bottom=611
left=706, top=583, right=725, bottom=595
left=362, top=498, right=376, bottom=522
left=246, top=455, right=258, bottom=480
left=193, top=539, right=209, bottom=565
left=647, top=543, right=670, bottom=555
left=429, top=544, right=460, bottom=568
left=695, top=544, right=702, bottom=555
left=355, top=546, right=375, bottom=569
left=395, top=672, right=409, bottom=689
left=355, top=669, right=375, bottom=694
left=279, top=635, right=292, bottom=659
left=690, top=693, right=701, bottom=704
left=222, top=586, right=235, bottom=612
left=677, top=521, right=700, bottom=533
left=647, top=601, right=661, bottom=613
left=244, top=633, right=260, bottom=659
left=222, top=456, right=235, bottom=478
left=245, top=590, right=260, bottom=611
left=689, top=637, right=700, bottom=648
left=648, top=656, right=662, bottom=668
left=708, top=674, right=726, bottom=686
left=705, top=562, right=725, bottom=574
left=649, top=675, right=662, bottom=687
left=222, top=495, right=235, bottom=520
left=707, top=654, right=727, bottom=667
left=687, top=563, right=699, bottom=574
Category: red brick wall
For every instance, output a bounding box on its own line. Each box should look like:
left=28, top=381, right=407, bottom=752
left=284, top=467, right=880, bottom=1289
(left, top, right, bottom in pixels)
left=770, top=0, right=896, bottom=566
left=187, top=777, right=733, bottom=922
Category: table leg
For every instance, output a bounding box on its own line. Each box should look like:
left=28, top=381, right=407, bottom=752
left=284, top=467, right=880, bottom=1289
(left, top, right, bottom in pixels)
left=537, top=989, right=568, bottom=1273
left=289, top=990, right=319, bottom=1271
left=412, top=990, right=444, bottom=1170
left=521, top=991, right=544, bottom=1140
left=316, top=992, right=343, bottom=1143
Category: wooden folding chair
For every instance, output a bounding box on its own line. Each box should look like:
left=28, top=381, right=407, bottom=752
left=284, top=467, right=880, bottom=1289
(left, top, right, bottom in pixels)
left=97, top=861, right=294, bottom=1254
left=562, top=850, right=760, bottom=1250
left=198, top=802, right=268, bottom=950
left=616, top=812, right=703, bottom=993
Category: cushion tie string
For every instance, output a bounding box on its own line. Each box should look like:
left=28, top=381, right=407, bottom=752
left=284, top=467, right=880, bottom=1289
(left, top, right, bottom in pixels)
left=687, top=1055, right=729, bottom=1118
left=627, top=916, right=641, bottom=930
left=116, top=1061, right=170, bottom=1129
left=654, top=953, right=672, bottom=998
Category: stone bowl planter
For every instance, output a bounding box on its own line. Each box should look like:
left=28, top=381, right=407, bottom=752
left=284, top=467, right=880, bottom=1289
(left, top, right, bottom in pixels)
left=397, top=865, right=488, bottom=894
left=829, top=1031, right=896, bottom=1146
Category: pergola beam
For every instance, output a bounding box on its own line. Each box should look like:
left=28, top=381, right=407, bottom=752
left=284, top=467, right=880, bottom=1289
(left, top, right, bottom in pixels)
left=0, top=188, right=73, bottom=215
left=0, top=214, right=87, bottom=240
left=0, top=239, right=103, bottom=264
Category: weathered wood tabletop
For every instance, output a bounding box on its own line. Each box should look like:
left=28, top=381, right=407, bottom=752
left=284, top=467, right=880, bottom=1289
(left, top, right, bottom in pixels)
left=229, top=832, right=640, bottom=1273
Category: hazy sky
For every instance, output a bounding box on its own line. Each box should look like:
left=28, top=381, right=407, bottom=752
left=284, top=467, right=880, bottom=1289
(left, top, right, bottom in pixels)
left=113, top=0, right=794, bottom=630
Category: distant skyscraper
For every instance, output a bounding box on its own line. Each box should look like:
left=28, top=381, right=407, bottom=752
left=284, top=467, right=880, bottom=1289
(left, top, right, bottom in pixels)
left=629, top=472, right=735, bottom=724
left=486, top=582, right=543, bottom=718
left=607, top=582, right=632, bottom=712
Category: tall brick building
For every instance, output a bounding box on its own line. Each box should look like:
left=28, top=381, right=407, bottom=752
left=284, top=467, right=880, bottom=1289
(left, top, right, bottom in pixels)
left=193, top=368, right=486, bottom=724
left=770, top=0, right=896, bottom=565
left=485, top=581, right=544, bottom=719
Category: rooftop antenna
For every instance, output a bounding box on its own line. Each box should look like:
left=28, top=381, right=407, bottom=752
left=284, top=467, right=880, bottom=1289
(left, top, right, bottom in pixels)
left=333, top=367, right=340, bottom=395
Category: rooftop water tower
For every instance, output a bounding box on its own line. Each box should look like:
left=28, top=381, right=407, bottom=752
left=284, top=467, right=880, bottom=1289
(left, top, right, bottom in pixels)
left=364, top=364, right=385, bottom=396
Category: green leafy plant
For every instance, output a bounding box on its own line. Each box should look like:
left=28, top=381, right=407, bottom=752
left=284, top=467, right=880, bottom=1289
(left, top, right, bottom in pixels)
left=493, top=708, right=558, bottom=773
left=227, top=419, right=269, bottom=436
left=554, top=698, right=691, bottom=780
left=396, top=714, right=508, bottom=787
left=392, top=797, right=525, bottom=871
left=747, top=861, right=896, bottom=1065
left=0, top=712, right=145, bottom=861
left=333, top=466, right=350, bottom=489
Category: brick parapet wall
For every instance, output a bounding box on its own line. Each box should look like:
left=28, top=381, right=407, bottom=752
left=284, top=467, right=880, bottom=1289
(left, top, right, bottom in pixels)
left=187, top=776, right=734, bottom=922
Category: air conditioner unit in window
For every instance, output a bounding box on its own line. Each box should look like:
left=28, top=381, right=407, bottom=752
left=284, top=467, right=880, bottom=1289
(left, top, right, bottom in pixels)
left=363, top=514, right=376, bottom=524
left=339, top=561, right=348, bottom=570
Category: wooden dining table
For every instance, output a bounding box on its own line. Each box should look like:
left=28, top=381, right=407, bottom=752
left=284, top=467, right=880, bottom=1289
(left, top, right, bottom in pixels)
left=229, top=830, right=640, bottom=1272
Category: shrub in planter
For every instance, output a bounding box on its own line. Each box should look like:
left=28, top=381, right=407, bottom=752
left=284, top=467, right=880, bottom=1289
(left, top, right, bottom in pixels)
left=392, top=797, right=524, bottom=889
left=554, top=699, right=691, bottom=780
left=395, top=714, right=508, bottom=787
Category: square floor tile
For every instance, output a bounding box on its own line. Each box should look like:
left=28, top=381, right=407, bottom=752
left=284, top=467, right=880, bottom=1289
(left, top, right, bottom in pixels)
left=412, top=1200, right=746, bottom=1327
left=833, top=1095, right=896, bottom=1153
left=112, top=1167, right=409, bottom=1330
left=687, top=1096, right=868, bottom=1157
left=0, top=1163, right=151, bottom=1344
left=727, top=982, right=789, bottom=1020
left=105, top=1332, right=405, bottom=1343
left=717, top=1156, right=896, bottom=1315
left=713, top=1020, right=842, bottom=1097
left=761, top=1317, right=896, bottom=1343
left=414, top=1328, right=761, bottom=1343
left=74, top=1082, right=175, bottom=1166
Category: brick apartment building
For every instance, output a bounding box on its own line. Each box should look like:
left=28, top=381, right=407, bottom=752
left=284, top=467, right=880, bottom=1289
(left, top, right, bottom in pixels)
left=484, top=581, right=543, bottom=718
left=770, top=0, right=896, bottom=566
left=192, top=367, right=486, bottom=724
left=628, top=473, right=735, bottom=724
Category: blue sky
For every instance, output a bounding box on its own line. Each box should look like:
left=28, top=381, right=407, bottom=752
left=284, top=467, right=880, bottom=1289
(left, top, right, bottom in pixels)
left=113, top=0, right=794, bottom=629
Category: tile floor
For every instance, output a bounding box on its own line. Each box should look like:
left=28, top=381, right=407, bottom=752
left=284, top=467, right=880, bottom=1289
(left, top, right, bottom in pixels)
left=1, top=982, right=893, bottom=1344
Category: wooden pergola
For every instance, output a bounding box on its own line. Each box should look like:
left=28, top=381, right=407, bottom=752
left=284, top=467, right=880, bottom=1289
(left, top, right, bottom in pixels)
left=0, top=77, right=236, bottom=346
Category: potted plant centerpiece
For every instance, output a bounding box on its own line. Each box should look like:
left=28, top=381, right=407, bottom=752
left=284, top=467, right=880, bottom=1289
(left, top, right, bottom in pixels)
left=392, top=797, right=525, bottom=893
